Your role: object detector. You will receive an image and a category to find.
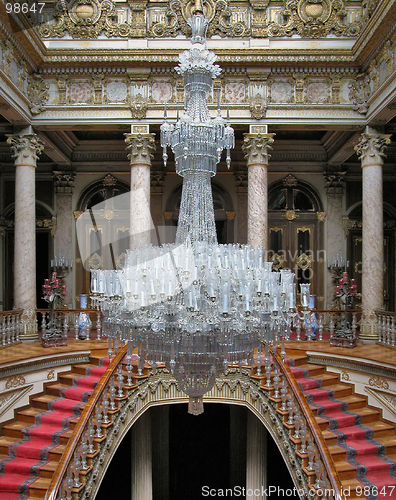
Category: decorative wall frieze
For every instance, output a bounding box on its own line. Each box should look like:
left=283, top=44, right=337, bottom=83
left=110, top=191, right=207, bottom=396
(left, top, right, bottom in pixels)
left=35, top=69, right=366, bottom=118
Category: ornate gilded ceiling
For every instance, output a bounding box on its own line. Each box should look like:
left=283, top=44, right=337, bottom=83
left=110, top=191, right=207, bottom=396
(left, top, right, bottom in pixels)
left=39, top=0, right=363, bottom=40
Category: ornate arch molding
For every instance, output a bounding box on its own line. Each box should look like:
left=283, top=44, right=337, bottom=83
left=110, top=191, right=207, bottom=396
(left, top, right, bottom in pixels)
left=75, top=174, right=130, bottom=214
left=83, top=369, right=310, bottom=500
left=268, top=175, right=324, bottom=214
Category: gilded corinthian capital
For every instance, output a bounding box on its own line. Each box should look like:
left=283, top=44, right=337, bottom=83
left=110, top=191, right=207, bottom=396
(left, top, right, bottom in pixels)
left=354, top=132, right=391, bottom=168
left=242, top=133, right=275, bottom=167
left=6, top=132, right=44, bottom=167
left=125, top=133, right=156, bottom=166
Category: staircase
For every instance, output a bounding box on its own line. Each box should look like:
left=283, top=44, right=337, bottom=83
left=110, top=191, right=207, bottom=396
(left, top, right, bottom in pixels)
left=0, top=349, right=110, bottom=500
left=287, top=349, right=396, bottom=500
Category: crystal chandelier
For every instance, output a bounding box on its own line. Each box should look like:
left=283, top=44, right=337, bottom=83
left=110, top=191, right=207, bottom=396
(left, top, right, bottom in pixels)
left=90, top=8, right=298, bottom=415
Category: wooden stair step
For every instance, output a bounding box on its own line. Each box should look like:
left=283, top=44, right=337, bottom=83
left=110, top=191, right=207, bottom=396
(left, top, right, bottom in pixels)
left=374, top=435, right=396, bottom=452
left=350, top=407, right=381, bottom=423
left=314, top=372, right=340, bottom=386
left=335, top=460, right=358, bottom=480
left=323, top=383, right=353, bottom=398
left=328, top=444, right=347, bottom=462
left=363, top=421, right=395, bottom=438
left=28, top=476, right=52, bottom=498
left=293, top=363, right=325, bottom=377
left=17, top=407, right=44, bottom=424
left=337, top=394, right=367, bottom=411
left=45, top=383, right=75, bottom=397
left=2, top=421, right=28, bottom=439
left=315, top=416, right=329, bottom=431
left=58, top=371, right=78, bottom=385
left=0, top=435, right=22, bottom=454
left=39, top=460, right=59, bottom=478
left=31, top=394, right=59, bottom=410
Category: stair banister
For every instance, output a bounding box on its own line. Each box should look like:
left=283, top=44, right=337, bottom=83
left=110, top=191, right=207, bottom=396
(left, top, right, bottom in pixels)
left=44, top=344, right=127, bottom=500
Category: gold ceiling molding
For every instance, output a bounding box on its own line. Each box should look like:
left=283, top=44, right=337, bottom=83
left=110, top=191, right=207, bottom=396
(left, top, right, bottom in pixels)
left=39, top=0, right=147, bottom=39
left=148, top=0, right=251, bottom=38
left=264, top=0, right=362, bottom=38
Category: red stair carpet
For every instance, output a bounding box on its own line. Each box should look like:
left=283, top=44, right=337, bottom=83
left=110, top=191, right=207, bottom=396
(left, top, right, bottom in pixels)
left=290, top=361, right=396, bottom=500
left=0, top=357, right=110, bottom=500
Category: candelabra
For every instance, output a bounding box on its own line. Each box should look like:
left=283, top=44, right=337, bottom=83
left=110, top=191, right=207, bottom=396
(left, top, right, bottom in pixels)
left=51, top=255, right=72, bottom=306
left=330, top=272, right=357, bottom=348
left=41, top=272, right=67, bottom=347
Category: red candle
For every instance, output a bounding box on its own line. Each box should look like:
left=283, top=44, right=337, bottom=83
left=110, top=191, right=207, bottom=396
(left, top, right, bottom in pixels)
left=44, top=279, right=50, bottom=286
left=339, top=279, right=344, bottom=286
left=62, top=285, right=66, bottom=294
left=343, top=272, right=348, bottom=280
left=350, top=279, right=356, bottom=285
left=51, top=272, right=57, bottom=282
left=335, top=285, right=340, bottom=294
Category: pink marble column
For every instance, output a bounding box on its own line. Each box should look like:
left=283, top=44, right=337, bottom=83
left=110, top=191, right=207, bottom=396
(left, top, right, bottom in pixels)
left=125, top=131, right=156, bottom=249
left=242, top=132, right=275, bottom=249
left=7, top=130, right=44, bottom=338
left=355, top=130, right=391, bottom=341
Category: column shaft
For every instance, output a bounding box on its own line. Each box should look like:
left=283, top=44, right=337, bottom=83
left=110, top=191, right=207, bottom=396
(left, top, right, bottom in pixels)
left=7, top=131, right=44, bottom=338
left=242, top=133, right=274, bottom=249
left=125, top=131, right=156, bottom=249
left=355, top=131, right=391, bottom=340
left=131, top=410, right=153, bottom=500
left=246, top=411, right=267, bottom=499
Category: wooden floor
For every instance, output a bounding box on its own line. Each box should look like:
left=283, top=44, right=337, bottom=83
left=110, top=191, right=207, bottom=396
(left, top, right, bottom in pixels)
left=1, top=337, right=396, bottom=371
left=287, top=339, right=396, bottom=369
left=0, top=338, right=108, bottom=369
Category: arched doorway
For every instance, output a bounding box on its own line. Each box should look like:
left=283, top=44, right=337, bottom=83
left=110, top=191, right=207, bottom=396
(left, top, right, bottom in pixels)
left=3, top=201, right=55, bottom=310
left=165, top=181, right=235, bottom=244
left=346, top=203, right=396, bottom=311
left=268, top=174, right=325, bottom=307
left=74, top=174, right=130, bottom=295
left=96, top=403, right=298, bottom=500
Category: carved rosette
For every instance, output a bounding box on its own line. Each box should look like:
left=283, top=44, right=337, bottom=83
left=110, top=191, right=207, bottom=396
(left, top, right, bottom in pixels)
left=6, top=133, right=44, bottom=168
left=125, top=133, right=156, bottom=166
left=355, top=133, right=392, bottom=168
left=242, top=134, right=275, bottom=167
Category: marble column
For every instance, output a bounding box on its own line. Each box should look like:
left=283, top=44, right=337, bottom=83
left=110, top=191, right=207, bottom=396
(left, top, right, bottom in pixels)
left=242, top=130, right=275, bottom=249
left=355, top=129, right=391, bottom=341
left=246, top=411, right=267, bottom=499
left=131, top=410, right=153, bottom=500
left=324, top=171, right=346, bottom=308
left=234, top=171, right=248, bottom=244
left=54, top=172, right=75, bottom=307
left=7, top=129, right=44, bottom=339
left=125, top=127, right=156, bottom=249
